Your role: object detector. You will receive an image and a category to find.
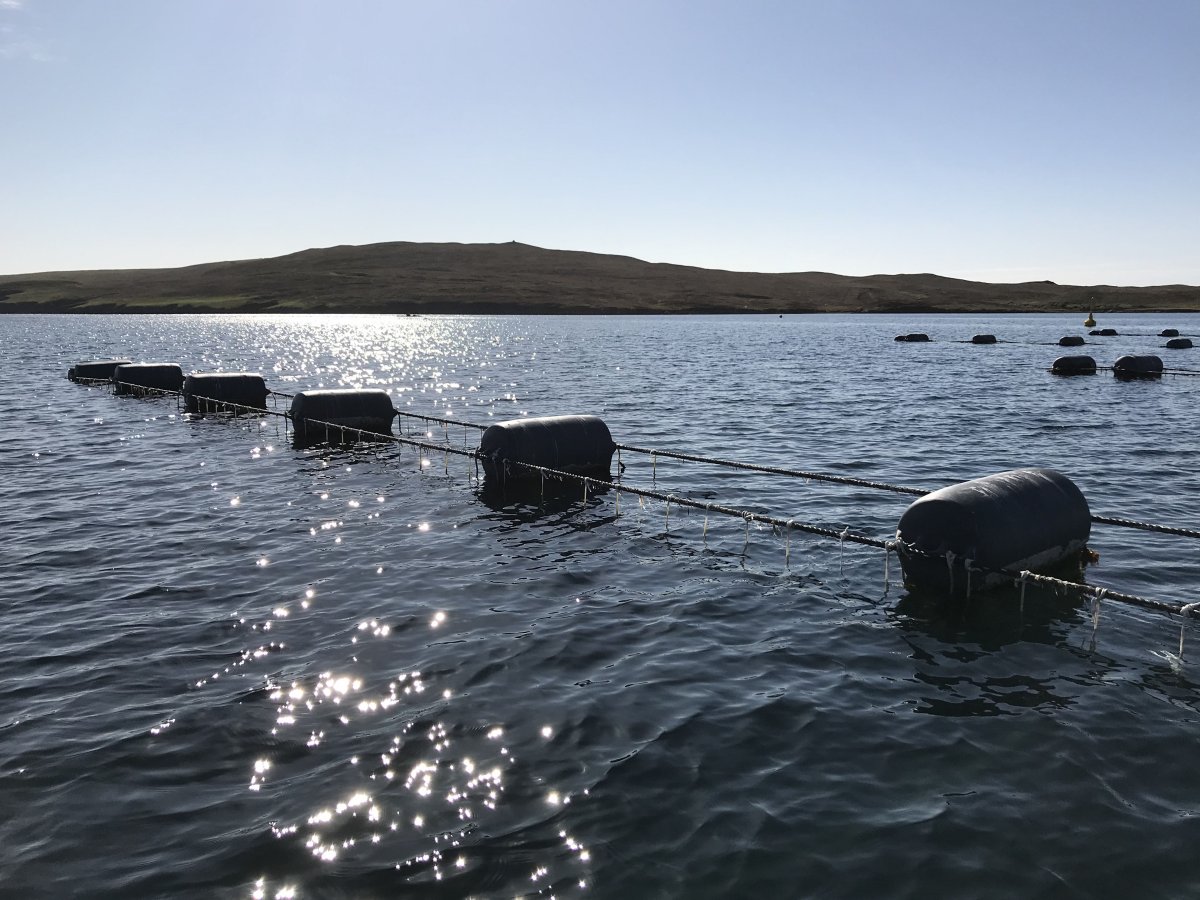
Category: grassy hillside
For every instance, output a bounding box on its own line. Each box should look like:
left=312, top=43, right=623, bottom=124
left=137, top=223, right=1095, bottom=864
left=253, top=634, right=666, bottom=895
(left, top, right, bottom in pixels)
left=1, top=241, right=1197, bottom=313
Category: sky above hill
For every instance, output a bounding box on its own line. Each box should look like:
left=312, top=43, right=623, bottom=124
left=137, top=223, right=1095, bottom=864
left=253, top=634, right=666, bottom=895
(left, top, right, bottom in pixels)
left=2, top=0, right=1197, bottom=285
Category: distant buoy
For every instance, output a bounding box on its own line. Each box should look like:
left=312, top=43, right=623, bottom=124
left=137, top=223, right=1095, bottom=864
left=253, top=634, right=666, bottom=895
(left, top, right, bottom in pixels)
left=1051, top=355, right=1097, bottom=376
left=113, top=363, right=184, bottom=395
left=1113, top=355, right=1163, bottom=380
left=894, top=333, right=930, bottom=343
left=1084, top=313, right=1096, bottom=327
left=480, top=415, right=616, bottom=484
left=184, top=373, right=269, bottom=415
left=971, top=334, right=997, bottom=344
left=1165, top=338, right=1193, bottom=350
left=896, top=468, right=1091, bottom=598
left=1160, top=328, right=1180, bottom=338
left=1058, top=335, right=1085, bottom=347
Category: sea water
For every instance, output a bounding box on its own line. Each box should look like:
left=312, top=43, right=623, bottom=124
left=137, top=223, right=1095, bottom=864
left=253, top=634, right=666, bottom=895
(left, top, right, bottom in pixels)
left=2, top=313, right=1200, bottom=898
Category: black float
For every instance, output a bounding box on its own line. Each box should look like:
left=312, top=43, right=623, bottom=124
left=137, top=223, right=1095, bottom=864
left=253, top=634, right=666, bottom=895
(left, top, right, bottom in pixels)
left=895, top=468, right=1091, bottom=598
left=1058, top=335, right=1085, bottom=347
left=113, top=363, right=184, bottom=395
left=1161, top=329, right=1180, bottom=337
left=1051, top=355, right=1097, bottom=375
left=1165, top=338, right=1194, bottom=350
left=1113, top=355, right=1163, bottom=380
left=894, top=333, right=931, bottom=342
left=69, top=359, right=133, bottom=382
left=290, top=389, right=396, bottom=440
left=479, top=415, right=616, bottom=484
left=971, top=334, right=997, bottom=344
left=184, top=373, right=269, bottom=415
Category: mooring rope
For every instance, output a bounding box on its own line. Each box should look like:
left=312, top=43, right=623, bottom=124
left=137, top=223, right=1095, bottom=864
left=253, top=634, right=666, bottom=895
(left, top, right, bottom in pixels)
left=614, top=443, right=927, bottom=496
left=1090, top=366, right=1200, bottom=378
left=1089, top=515, right=1200, bottom=540
left=115, top=380, right=1200, bottom=542
left=498, top=456, right=1191, bottom=619
left=109, top=380, right=1200, bottom=542
left=392, top=407, right=488, bottom=432
left=614, top=442, right=1200, bottom=541
left=103, top=378, right=1199, bottom=620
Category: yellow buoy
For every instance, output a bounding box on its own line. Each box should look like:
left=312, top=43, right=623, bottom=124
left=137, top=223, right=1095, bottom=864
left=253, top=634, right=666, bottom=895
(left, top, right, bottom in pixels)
left=1084, top=312, right=1096, bottom=327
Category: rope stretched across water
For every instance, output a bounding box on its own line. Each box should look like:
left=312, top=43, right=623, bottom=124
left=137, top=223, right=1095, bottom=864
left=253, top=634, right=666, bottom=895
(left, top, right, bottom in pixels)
left=614, top=443, right=1200, bottom=540
left=499, top=456, right=1192, bottom=619
left=615, top=443, right=927, bottom=496
left=110, top=380, right=1200, bottom=540
left=107, top=379, right=1198, bottom=620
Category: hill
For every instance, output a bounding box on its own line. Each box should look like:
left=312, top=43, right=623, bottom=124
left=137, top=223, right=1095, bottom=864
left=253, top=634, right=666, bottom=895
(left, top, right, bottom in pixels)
left=1, top=241, right=1197, bottom=313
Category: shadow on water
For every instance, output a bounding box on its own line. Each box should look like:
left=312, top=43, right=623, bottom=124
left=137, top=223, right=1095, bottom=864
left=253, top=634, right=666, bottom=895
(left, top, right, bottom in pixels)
left=290, top=427, right=397, bottom=451
left=890, top=577, right=1088, bottom=651
left=476, top=475, right=612, bottom=516
left=887, top=575, right=1108, bottom=717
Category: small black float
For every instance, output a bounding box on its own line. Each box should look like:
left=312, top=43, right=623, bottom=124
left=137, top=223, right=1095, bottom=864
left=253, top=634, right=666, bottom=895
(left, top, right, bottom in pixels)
left=1087, top=328, right=1118, bottom=337
left=1051, top=355, right=1097, bottom=375
left=896, top=468, right=1091, bottom=598
left=1165, top=338, right=1193, bottom=350
left=69, top=359, right=133, bottom=382
left=894, top=333, right=931, bottom=342
left=971, top=334, right=997, bottom=344
left=113, top=363, right=184, bottom=395
left=1058, top=335, right=1085, bottom=347
left=290, top=389, right=396, bottom=440
left=184, top=373, right=269, bottom=415
left=1113, top=355, right=1163, bottom=380
left=1160, top=328, right=1180, bottom=338
left=479, top=415, right=616, bottom=485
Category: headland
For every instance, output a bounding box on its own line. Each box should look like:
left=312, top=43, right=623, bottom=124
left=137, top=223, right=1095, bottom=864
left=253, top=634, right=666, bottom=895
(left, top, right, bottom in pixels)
left=1, top=241, right=1197, bottom=314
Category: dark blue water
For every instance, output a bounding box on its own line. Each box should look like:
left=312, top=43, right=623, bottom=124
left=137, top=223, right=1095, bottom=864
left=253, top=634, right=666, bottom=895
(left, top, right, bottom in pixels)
left=3, top=313, right=1200, bottom=899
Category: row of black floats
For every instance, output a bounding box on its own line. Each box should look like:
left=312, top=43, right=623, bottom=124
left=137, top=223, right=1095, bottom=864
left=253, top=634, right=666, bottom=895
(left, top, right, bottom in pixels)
left=1051, top=354, right=1166, bottom=378
left=70, top=360, right=1093, bottom=602
left=68, top=360, right=270, bottom=411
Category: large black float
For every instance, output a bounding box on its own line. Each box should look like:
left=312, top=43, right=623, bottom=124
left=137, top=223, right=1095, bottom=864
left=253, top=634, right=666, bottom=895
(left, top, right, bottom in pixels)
left=183, top=373, right=270, bottom=415
left=896, top=468, right=1091, bottom=598
left=1051, top=355, right=1097, bottom=375
left=113, top=363, right=184, bottom=395
left=1113, top=355, right=1163, bottom=380
left=480, top=415, right=616, bottom=485
left=290, top=389, right=396, bottom=440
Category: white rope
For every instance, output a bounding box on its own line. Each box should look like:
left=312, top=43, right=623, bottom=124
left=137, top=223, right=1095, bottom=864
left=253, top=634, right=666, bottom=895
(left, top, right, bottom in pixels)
left=1179, top=602, right=1200, bottom=658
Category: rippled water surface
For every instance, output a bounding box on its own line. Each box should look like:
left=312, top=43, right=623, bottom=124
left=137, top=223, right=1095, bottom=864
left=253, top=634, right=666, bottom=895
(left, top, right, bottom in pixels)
left=3, top=313, right=1200, bottom=899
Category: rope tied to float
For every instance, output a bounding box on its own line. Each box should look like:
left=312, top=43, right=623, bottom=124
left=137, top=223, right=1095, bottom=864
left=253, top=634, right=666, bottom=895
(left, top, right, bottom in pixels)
left=115, top=382, right=1200, bottom=544
left=1089, top=515, right=1200, bottom=541
left=615, top=442, right=1200, bottom=541
left=100, top=378, right=1200, bottom=622
left=392, top=406, right=488, bottom=433
left=615, top=442, right=927, bottom=496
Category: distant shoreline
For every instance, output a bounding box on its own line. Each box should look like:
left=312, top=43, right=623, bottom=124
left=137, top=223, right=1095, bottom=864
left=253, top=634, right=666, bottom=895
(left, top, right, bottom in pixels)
left=3, top=241, right=1198, bottom=315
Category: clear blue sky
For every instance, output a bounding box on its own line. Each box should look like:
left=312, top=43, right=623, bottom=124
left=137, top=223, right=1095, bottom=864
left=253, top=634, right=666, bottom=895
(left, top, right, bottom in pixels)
left=3, top=0, right=1197, bottom=285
